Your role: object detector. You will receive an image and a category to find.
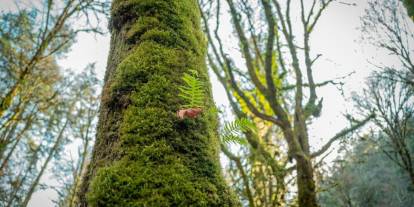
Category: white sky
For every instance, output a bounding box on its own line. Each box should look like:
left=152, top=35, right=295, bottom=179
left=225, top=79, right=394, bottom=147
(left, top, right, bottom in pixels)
left=1, top=0, right=409, bottom=206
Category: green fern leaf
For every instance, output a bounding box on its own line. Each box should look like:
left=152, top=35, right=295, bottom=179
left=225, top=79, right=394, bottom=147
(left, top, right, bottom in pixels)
left=222, top=134, right=248, bottom=145
left=178, top=70, right=204, bottom=108
left=221, top=118, right=256, bottom=145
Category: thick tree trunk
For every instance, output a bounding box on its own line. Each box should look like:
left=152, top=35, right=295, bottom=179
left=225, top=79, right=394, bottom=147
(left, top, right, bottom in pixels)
left=296, top=156, right=318, bottom=207
left=77, top=0, right=238, bottom=206
left=282, top=118, right=319, bottom=207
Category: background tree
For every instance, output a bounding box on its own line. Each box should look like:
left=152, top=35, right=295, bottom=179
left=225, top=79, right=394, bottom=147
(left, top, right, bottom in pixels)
left=319, top=137, right=414, bottom=207
left=0, top=67, right=101, bottom=207
left=51, top=68, right=100, bottom=207
left=0, top=0, right=107, bottom=205
left=361, top=0, right=414, bottom=88
left=0, top=0, right=107, bottom=120
left=219, top=116, right=288, bottom=206
left=356, top=0, right=414, bottom=187
left=199, top=0, right=372, bottom=206
left=354, top=75, right=414, bottom=186
left=318, top=0, right=414, bottom=205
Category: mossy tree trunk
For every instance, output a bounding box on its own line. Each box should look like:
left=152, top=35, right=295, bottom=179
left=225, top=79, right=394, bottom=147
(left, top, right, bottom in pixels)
left=77, top=0, right=239, bottom=206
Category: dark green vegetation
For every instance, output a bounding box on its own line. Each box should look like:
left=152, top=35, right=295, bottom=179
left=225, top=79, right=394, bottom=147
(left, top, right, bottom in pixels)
left=78, top=0, right=238, bottom=206
left=319, top=137, right=414, bottom=207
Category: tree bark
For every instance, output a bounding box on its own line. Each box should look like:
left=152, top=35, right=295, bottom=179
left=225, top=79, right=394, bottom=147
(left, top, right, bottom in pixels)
left=77, top=0, right=238, bottom=206
left=296, top=155, right=318, bottom=207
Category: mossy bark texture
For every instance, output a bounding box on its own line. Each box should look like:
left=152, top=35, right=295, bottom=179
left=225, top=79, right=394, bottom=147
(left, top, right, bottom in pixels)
left=77, top=0, right=239, bottom=206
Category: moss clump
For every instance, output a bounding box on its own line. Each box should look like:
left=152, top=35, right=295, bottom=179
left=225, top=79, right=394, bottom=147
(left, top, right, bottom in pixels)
left=85, top=0, right=239, bottom=206
left=87, top=141, right=222, bottom=207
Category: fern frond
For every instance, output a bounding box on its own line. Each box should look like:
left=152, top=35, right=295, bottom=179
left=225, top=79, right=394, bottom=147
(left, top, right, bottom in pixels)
left=178, top=70, right=204, bottom=108
left=222, top=134, right=248, bottom=145
left=221, top=118, right=256, bottom=145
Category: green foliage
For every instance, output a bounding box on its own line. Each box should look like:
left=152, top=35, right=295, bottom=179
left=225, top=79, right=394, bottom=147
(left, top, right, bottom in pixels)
left=221, top=118, right=256, bottom=145
left=318, top=139, right=414, bottom=207
left=178, top=70, right=205, bottom=108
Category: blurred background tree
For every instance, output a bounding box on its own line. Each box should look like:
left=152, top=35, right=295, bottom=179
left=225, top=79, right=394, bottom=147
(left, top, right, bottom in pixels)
left=0, top=0, right=107, bottom=206
left=319, top=0, right=414, bottom=206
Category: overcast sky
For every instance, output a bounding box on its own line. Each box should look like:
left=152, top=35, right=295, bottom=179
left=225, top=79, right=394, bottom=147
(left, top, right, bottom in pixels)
left=1, top=0, right=409, bottom=206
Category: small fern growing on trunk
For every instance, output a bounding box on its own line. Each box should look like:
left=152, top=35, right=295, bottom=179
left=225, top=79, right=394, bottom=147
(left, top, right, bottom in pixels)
left=178, top=70, right=204, bottom=108
left=177, top=70, right=256, bottom=145
left=177, top=70, right=205, bottom=119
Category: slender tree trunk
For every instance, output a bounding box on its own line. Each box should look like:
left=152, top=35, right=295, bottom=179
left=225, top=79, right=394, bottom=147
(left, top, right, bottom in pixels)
left=21, top=120, right=68, bottom=207
left=409, top=171, right=414, bottom=188
left=0, top=101, right=27, bottom=157
left=5, top=146, right=40, bottom=207
left=0, top=117, right=33, bottom=172
left=0, top=84, right=19, bottom=118
left=295, top=155, right=318, bottom=207
left=77, top=0, right=238, bottom=206
left=67, top=125, right=91, bottom=207
left=0, top=123, right=18, bottom=161
left=221, top=145, right=255, bottom=207
left=293, top=115, right=319, bottom=207
left=399, top=141, right=414, bottom=187
left=67, top=158, right=85, bottom=207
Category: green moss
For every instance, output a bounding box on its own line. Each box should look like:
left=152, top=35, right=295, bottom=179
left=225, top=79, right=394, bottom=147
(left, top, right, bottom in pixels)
left=88, top=141, right=230, bottom=207
left=126, top=17, right=160, bottom=42
left=85, top=0, right=239, bottom=206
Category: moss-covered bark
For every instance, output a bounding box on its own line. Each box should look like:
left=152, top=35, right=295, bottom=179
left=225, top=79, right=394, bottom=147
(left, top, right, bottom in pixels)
left=77, top=0, right=239, bottom=206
